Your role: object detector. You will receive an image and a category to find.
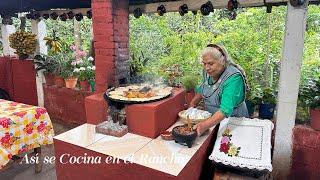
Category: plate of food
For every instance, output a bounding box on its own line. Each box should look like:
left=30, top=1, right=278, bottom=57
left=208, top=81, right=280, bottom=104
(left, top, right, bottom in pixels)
left=179, top=107, right=212, bottom=124
left=105, top=84, right=173, bottom=104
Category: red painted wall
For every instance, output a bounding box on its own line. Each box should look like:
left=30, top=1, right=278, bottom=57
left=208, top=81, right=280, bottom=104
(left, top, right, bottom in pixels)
left=11, top=58, right=38, bottom=105
left=291, top=125, right=320, bottom=179
left=44, top=85, right=93, bottom=125
left=0, top=57, right=37, bottom=105
left=0, top=57, right=13, bottom=97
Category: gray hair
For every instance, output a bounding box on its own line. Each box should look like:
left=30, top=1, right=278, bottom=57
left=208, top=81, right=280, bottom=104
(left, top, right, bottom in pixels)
left=201, top=44, right=249, bottom=91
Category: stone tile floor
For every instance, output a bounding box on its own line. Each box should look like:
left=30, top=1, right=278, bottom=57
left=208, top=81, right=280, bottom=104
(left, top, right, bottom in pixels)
left=0, top=120, right=77, bottom=180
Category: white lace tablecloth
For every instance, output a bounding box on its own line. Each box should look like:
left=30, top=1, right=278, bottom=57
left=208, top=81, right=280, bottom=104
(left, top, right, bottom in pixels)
left=209, top=117, right=273, bottom=171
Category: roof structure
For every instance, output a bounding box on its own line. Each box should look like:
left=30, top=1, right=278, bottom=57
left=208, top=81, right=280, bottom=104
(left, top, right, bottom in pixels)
left=0, top=0, right=318, bottom=15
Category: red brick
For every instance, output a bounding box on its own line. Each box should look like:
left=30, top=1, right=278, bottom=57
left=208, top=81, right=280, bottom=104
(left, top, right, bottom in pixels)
left=94, top=35, right=113, bottom=42
left=91, top=0, right=112, bottom=5
left=97, top=49, right=115, bottom=56
left=95, top=55, right=114, bottom=62
left=93, top=8, right=112, bottom=16
left=93, top=28, right=113, bottom=36
left=292, top=144, right=320, bottom=166
left=92, top=16, right=113, bottom=23
left=94, top=41, right=115, bottom=49
left=93, top=23, right=113, bottom=30
left=293, top=125, right=320, bottom=148
left=85, top=93, right=107, bottom=125
left=291, top=161, right=320, bottom=179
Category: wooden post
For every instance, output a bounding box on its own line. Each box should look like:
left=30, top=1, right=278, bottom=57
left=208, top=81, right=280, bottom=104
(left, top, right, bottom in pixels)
left=31, top=19, right=47, bottom=107
left=273, top=1, right=308, bottom=178
left=34, top=147, right=42, bottom=173
left=0, top=24, right=16, bottom=56
left=74, top=19, right=82, bottom=49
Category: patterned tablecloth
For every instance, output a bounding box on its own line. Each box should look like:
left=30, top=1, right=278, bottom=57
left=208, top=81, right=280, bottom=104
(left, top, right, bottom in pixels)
left=0, top=99, right=54, bottom=169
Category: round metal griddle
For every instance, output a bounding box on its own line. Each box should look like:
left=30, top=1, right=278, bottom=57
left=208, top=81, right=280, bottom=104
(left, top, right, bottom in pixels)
left=104, top=87, right=172, bottom=104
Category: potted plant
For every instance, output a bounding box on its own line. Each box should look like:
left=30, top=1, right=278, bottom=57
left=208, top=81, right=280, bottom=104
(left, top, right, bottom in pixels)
left=61, top=59, right=78, bottom=89
left=299, top=74, right=320, bottom=130
left=246, top=84, right=263, bottom=117
left=181, top=75, right=198, bottom=106
left=52, top=56, right=66, bottom=88
left=77, top=57, right=95, bottom=91
left=258, top=87, right=276, bottom=119
left=33, top=55, right=57, bottom=85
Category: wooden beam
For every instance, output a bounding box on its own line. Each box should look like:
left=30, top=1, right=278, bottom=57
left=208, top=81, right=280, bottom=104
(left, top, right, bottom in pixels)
left=36, top=8, right=91, bottom=17
left=129, top=0, right=265, bottom=13
left=129, top=0, right=318, bottom=13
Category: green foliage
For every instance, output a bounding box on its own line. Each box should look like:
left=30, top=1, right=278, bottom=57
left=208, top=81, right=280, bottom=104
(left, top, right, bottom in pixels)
left=76, top=57, right=96, bottom=81
left=129, top=6, right=319, bottom=117
left=33, top=54, right=57, bottom=75
left=299, top=68, right=320, bottom=109
left=261, top=87, right=277, bottom=105
left=50, top=53, right=70, bottom=77
left=181, top=75, right=199, bottom=92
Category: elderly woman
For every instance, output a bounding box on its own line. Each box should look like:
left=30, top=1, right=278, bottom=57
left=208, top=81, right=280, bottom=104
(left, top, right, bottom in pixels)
left=190, top=44, right=249, bottom=135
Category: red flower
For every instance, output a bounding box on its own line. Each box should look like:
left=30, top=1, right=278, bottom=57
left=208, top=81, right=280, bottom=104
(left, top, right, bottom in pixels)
left=18, top=148, right=27, bottom=154
left=219, top=143, right=230, bottom=153
left=0, top=118, right=10, bottom=128
left=37, top=122, right=46, bottom=132
left=1, top=133, right=12, bottom=148
left=13, top=111, right=27, bottom=118
left=10, top=102, right=19, bottom=106
left=1, top=133, right=11, bottom=144
left=7, top=153, right=12, bottom=160
left=36, top=108, right=47, bottom=114
left=24, top=123, right=33, bottom=134
left=35, top=108, right=47, bottom=119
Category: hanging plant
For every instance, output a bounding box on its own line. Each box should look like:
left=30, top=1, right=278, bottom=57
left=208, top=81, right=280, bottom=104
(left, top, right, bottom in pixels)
left=44, top=30, right=62, bottom=53
left=9, top=30, right=37, bottom=60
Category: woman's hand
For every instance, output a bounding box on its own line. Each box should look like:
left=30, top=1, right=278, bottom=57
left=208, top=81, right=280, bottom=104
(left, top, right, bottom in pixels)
left=188, top=93, right=202, bottom=108
left=193, top=110, right=226, bottom=136
left=193, top=121, right=209, bottom=136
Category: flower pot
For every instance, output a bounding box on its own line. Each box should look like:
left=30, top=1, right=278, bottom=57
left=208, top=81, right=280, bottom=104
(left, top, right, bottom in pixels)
left=80, top=80, right=90, bottom=91
left=44, top=73, right=55, bottom=86
left=54, top=76, right=65, bottom=88
left=259, top=104, right=276, bottom=119
left=310, top=108, right=320, bottom=131
left=185, top=90, right=195, bottom=106
left=65, top=77, right=78, bottom=89
left=245, top=100, right=255, bottom=117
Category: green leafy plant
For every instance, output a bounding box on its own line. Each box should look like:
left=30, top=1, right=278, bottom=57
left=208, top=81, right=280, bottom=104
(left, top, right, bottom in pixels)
left=181, top=75, right=199, bottom=92
left=261, top=87, right=276, bottom=104
left=299, top=70, right=320, bottom=109
left=33, top=54, right=57, bottom=75
left=77, top=57, right=96, bottom=81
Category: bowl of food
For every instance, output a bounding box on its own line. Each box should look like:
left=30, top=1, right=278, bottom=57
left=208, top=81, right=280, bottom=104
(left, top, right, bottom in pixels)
left=160, top=131, right=173, bottom=141
left=172, top=125, right=197, bottom=148
left=179, top=107, right=211, bottom=124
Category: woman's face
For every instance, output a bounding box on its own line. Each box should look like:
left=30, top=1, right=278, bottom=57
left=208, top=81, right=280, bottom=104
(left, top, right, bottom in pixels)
left=202, top=53, right=225, bottom=79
